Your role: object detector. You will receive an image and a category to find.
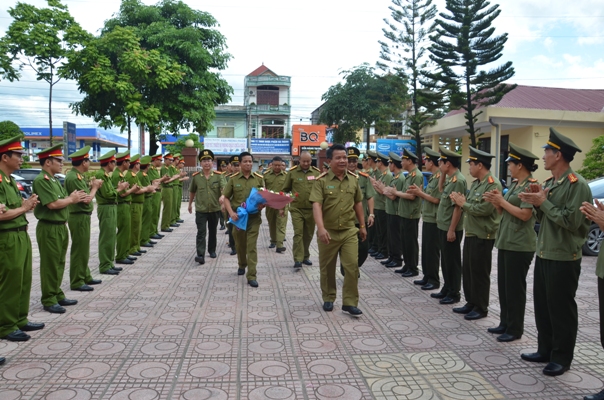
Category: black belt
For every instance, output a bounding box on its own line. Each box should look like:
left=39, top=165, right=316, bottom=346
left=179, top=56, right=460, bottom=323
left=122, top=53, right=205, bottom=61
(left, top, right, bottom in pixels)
left=117, top=202, right=131, bottom=205
left=98, top=203, right=117, bottom=206
left=0, top=226, right=27, bottom=233
left=71, top=211, right=92, bottom=215
left=40, top=220, right=67, bottom=225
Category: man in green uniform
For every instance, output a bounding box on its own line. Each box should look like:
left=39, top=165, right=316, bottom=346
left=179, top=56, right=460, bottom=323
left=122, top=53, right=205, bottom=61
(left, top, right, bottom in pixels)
left=377, top=152, right=405, bottom=268
left=189, top=149, right=225, bottom=264
left=33, top=145, right=87, bottom=314
left=365, top=150, right=379, bottom=256
left=407, top=148, right=442, bottom=290
left=370, top=152, right=393, bottom=260
left=138, top=156, right=157, bottom=248
left=95, top=151, right=127, bottom=275
left=65, top=146, right=103, bottom=292
left=450, top=147, right=502, bottom=320
left=223, top=152, right=265, bottom=287
left=160, top=153, right=175, bottom=231
left=218, top=160, right=228, bottom=230
left=126, top=155, right=158, bottom=256
left=112, top=151, right=139, bottom=264
left=310, top=144, right=366, bottom=317
left=148, top=154, right=166, bottom=239
left=433, top=147, right=466, bottom=305
left=281, top=151, right=321, bottom=269
left=518, top=128, right=592, bottom=377
left=264, top=156, right=288, bottom=253
left=0, top=136, right=44, bottom=342
left=172, top=155, right=187, bottom=225
left=222, top=155, right=240, bottom=255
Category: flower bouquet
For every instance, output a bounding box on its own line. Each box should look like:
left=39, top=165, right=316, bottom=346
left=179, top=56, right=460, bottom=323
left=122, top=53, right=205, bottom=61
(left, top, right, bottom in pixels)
left=228, top=187, right=296, bottom=230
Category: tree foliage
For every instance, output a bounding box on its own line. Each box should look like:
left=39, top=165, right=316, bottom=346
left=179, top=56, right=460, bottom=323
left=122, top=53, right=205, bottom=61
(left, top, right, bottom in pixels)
left=427, top=0, right=516, bottom=147
left=103, top=0, right=233, bottom=155
left=165, top=133, right=203, bottom=155
left=578, top=135, right=604, bottom=180
left=2, top=0, right=90, bottom=145
left=319, top=64, right=408, bottom=144
left=0, top=41, right=20, bottom=82
left=0, top=120, right=23, bottom=142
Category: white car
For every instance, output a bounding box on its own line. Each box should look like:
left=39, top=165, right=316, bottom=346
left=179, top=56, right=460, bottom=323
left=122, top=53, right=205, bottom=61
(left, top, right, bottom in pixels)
left=584, top=177, right=604, bottom=256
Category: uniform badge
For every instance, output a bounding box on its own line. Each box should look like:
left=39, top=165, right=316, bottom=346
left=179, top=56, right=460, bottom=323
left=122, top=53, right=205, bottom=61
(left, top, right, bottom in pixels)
left=452, top=176, right=457, bottom=183
left=307, top=176, right=315, bottom=180
left=44, top=175, right=50, bottom=180
left=0, top=175, right=2, bottom=183
left=119, top=173, right=124, bottom=178
left=77, top=174, right=82, bottom=180
left=568, top=173, right=578, bottom=184
left=488, top=176, right=494, bottom=184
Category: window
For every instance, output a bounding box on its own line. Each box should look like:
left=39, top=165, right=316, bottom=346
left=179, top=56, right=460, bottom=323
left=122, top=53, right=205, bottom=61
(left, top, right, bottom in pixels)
left=217, top=127, right=234, bottom=138
left=257, top=85, right=279, bottom=106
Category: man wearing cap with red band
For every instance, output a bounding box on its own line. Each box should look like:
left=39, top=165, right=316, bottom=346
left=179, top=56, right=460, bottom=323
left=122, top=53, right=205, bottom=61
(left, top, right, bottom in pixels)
left=112, top=151, right=140, bottom=264
left=33, top=144, right=87, bottom=314
left=0, top=136, right=44, bottom=345
left=148, top=154, right=166, bottom=239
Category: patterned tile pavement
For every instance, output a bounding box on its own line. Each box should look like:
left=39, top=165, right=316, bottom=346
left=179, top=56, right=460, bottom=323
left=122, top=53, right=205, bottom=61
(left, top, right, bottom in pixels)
left=0, top=204, right=602, bottom=399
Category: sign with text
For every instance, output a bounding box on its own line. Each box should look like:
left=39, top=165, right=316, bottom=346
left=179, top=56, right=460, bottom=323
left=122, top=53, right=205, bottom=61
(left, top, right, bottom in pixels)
left=376, top=139, right=416, bottom=155
left=203, top=137, right=248, bottom=155
left=251, top=138, right=290, bottom=154
left=63, top=122, right=76, bottom=159
left=291, top=124, right=327, bottom=155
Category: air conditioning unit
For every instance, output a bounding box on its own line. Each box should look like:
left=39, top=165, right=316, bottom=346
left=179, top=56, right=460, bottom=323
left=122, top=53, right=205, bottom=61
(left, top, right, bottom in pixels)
left=249, top=90, right=255, bottom=95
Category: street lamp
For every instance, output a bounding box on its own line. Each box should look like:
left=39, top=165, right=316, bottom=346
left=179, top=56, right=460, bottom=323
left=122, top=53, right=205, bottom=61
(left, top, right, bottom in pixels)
left=185, top=139, right=194, bottom=148
left=320, top=141, right=328, bottom=150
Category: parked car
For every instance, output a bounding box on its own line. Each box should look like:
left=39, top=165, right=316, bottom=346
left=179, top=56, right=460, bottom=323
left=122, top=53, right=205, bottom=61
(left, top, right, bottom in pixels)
left=11, top=174, right=32, bottom=199
left=14, top=169, right=65, bottom=187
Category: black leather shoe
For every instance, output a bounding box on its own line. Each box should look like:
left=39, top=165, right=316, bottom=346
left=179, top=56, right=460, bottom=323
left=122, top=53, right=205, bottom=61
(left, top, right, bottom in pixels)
left=543, top=362, right=569, bottom=376
left=302, top=259, right=312, bottom=266
left=380, top=258, right=393, bottom=265
left=2, top=330, right=30, bottom=342
left=161, top=228, right=173, bottom=232
left=237, top=268, right=245, bottom=276
left=44, top=304, right=66, bottom=314
left=584, top=389, right=604, bottom=400
left=116, top=259, right=134, bottom=265
left=131, top=251, right=142, bottom=256
left=209, top=252, right=217, bottom=258
left=101, top=269, right=120, bottom=275
left=230, top=249, right=237, bottom=255
left=276, top=247, right=286, bottom=253
left=138, top=249, right=147, bottom=254
left=20, top=322, right=45, bottom=332
left=87, top=279, right=102, bottom=285
left=431, top=291, right=447, bottom=299
left=127, top=256, right=137, bottom=261
left=170, top=223, right=180, bottom=227
left=151, top=234, right=164, bottom=239
left=58, top=299, right=78, bottom=306
left=453, top=304, right=473, bottom=314
left=0, top=356, right=5, bottom=365
left=269, top=243, right=276, bottom=248
left=487, top=325, right=506, bottom=334
left=72, top=285, right=93, bottom=292
left=248, top=280, right=258, bottom=288
left=148, top=240, right=157, bottom=245
left=394, top=268, right=406, bottom=273
left=521, top=352, right=550, bottom=363
left=294, top=262, right=303, bottom=269
left=195, top=256, right=205, bottom=265
left=177, top=219, right=184, bottom=223
left=385, top=260, right=402, bottom=268
left=402, top=270, right=419, bottom=277
left=414, top=278, right=427, bottom=285
left=141, top=243, right=154, bottom=248
left=421, top=283, right=439, bottom=291
left=368, top=250, right=377, bottom=257
left=342, top=305, right=363, bottom=317
left=439, top=296, right=460, bottom=305
left=323, top=302, right=334, bottom=311
left=374, top=253, right=387, bottom=260
left=497, top=333, right=521, bottom=342
left=224, top=230, right=229, bottom=234
left=219, top=225, right=226, bottom=230
left=465, top=311, right=487, bottom=320
left=112, top=266, right=123, bottom=271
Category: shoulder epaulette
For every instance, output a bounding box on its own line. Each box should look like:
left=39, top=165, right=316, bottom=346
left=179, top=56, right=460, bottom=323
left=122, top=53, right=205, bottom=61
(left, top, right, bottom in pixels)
left=289, top=165, right=298, bottom=171
left=192, top=171, right=200, bottom=177
left=512, top=178, right=519, bottom=183
left=231, top=172, right=241, bottom=178
left=214, top=170, right=223, bottom=175
left=358, top=171, right=370, bottom=178
left=452, top=176, right=457, bottom=183
left=131, top=172, right=136, bottom=177
left=254, top=172, right=264, bottom=179
left=317, top=172, right=328, bottom=180
left=44, top=175, right=50, bottom=180
left=311, top=166, right=320, bottom=171
left=411, top=171, right=416, bottom=177
left=435, top=172, right=441, bottom=179
left=544, top=176, right=554, bottom=182
left=488, top=176, right=495, bottom=184
left=528, top=177, right=537, bottom=183
left=347, top=170, right=358, bottom=178
left=568, top=173, right=578, bottom=184
left=0, top=175, right=2, bottom=183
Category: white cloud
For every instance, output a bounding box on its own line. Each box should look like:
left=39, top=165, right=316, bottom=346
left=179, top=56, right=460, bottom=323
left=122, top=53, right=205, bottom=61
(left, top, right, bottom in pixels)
left=532, top=55, right=563, bottom=68
left=543, top=37, right=554, bottom=52
left=563, top=54, right=582, bottom=65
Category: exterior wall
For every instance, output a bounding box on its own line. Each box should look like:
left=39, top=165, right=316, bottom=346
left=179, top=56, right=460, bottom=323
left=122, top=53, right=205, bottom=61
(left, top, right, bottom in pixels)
left=206, top=114, right=247, bottom=138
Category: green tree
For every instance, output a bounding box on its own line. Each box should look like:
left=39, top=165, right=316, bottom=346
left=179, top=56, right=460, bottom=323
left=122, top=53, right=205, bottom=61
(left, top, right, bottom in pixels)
left=103, top=0, right=233, bottom=155
left=427, top=0, right=516, bottom=147
left=578, top=136, right=604, bottom=180
left=319, top=64, right=408, bottom=144
left=378, top=0, right=445, bottom=162
left=62, top=26, right=184, bottom=150
left=0, top=120, right=23, bottom=142
left=165, top=133, right=203, bottom=155
left=0, top=41, right=20, bottom=82
left=2, top=0, right=90, bottom=145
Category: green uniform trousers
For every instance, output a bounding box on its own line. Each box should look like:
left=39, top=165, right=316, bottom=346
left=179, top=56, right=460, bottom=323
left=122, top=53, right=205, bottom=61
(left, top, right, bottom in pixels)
left=318, top=227, right=359, bottom=307
left=219, top=209, right=225, bottom=227
left=161, top=187, right=173, bottom=230
left=421, top=221, right=441, bottom=287
left=116, top=203, right=132, bottom=260
left=68, top=213, right=93, bottom=289
left=438, top=228, right=463, bottom=299
left=233, top=214, right=261, bottom=280
left=368, top=220, right=377, bottom=252
left=387, top=214, right=402, bottom=261
left=151, top=192, right=162, bottom=235
left=172, top=185, right=182, bottom=223
left=401, top=217, right=419, bottom=272
left=462, top=237, right=495, bottom=314
left=497, top=249, right=533, bottom=337
left=374, top=209, right=388, bottom=255
left=266, top=207, right=286, bottom=248
left=598, top=278, right=604, bottom=349
left=140, top=196, right=154, bottom=245
left=37, top=221, right=68, bottom=307
left=195, top=211, right=220, bottom=256
left=97, top=204, right=117, bottom=273
left=290, top=207, right=315, bottom=262
left=0, top=230, right=32, bottom=337
left=534, top=257, right=581, bottom=367
left=130, top=202, right=143, bottom=254
left=227, top=216, right=235, bottom=249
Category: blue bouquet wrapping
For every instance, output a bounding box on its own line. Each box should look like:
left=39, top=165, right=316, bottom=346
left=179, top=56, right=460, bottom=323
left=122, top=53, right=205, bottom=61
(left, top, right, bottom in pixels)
left=228, top=187, right=267, bottom=231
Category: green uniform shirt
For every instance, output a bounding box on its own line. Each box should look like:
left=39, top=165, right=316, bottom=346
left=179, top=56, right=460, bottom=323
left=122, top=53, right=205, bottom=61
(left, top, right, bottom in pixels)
left=160, top=165, right=174, bottom=188
left=358, top=172, right=376, bottom=221
left=373, top=170, right=393, bottom=211
left=65, top=168, right=93, bottom=213
left=112, top=168, right=131, bottom=203
left=309, top=170, right=363, bottom=231
left=138, top=170, right=151, bottom=193
left=437, top=169, right=467, bottom=232
left=125, top=170, right=144, bottom=203
left=462, top=171, right=502, bottom=239
left=422, top=171, right=442, bottom=223
left=169, top=165, right=179, bottom=187
left=95, top=169, right=119, bottom=205
left=263, top=169, right=287, bottom=193
left=385, top=171, right=404, bottom=215
left=0, top=170, right=27, bottom=229
left=597, top=251, right=604, bottom=279
left=281, top=166, right=321, bottom=209
left=148, top=166, right=160, bottom=185
left=175, top=167, right=184, bottom=187
left=33, top=170, right=69, bottom=222
left=398, top=167, right=424, bottom=219
left=495, top=176, right=537, bottom=252
left=535, top=168, right=592, bottom=261
left=189, top=170, right=225, bottom=213
left=223, top=172, right=265, bottom=207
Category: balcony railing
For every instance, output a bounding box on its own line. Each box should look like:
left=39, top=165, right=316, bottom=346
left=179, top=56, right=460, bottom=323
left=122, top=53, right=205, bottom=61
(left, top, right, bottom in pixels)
left=245, top=75, right=291, bottom=87
left=248, top=104, right=291, bottom=115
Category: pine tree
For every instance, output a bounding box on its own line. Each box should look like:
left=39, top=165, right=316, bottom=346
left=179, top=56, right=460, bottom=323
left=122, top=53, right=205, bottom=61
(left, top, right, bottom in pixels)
left=427, top=0, right=516, bottom=147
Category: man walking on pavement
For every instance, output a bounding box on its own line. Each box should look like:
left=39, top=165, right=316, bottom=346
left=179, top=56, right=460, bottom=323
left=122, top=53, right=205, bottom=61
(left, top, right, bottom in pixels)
left=264, top=156, right=288, bottom=253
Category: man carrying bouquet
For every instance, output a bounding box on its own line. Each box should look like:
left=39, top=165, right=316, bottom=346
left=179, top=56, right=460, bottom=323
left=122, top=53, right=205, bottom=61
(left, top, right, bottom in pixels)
left=223, top=152, right=265, bottom=287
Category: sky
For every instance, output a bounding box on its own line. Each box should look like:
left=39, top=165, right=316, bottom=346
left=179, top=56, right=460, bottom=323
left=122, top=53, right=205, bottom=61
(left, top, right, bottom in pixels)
left=1, top=0, right=603, bottom=153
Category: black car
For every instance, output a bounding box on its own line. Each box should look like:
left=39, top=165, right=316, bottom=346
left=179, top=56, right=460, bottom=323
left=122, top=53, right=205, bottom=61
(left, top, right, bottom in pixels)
left=14, top=169, right=66, bottom=187
left=11, top=174, right=32, bottom=199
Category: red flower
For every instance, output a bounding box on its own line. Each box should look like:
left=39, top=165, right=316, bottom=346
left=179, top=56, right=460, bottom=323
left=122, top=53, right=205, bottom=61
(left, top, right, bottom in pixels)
left=295, top=192, right=299, bottom=197
left=279, top=191, right=284, bottom=195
